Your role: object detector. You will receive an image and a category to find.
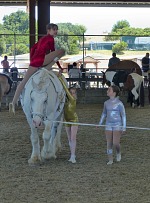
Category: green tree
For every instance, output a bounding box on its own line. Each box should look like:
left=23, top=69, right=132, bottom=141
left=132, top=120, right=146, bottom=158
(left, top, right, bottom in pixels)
left=3, top=10, right=29, bottom=33
left=56, top=23, right=86, bottom=54
left=8, top=43, right=29, bottom=56
left=2, top=11, right=29, bottom=55
left=0, top=24, right=6, bottom=54
left=1, top=14, right=87, bottom=55
left=112, top=41, right=128, bottom=54
left=105, top=20, right=150, bottom=42
left=0, top=37, right=6, bottom=54
left=112, top=20, right=130, bottom=32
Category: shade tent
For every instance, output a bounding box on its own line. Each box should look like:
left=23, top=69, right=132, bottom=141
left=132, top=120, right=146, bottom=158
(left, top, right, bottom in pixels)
left=63, top=55, right=100, bottom=72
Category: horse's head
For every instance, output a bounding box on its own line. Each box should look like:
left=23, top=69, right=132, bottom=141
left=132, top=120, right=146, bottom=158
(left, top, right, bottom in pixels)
left=101, top=71, right=108, bottom=86
left=30, top=71, right=50, bottom=128
left=101, top=71, right=113, bottom=87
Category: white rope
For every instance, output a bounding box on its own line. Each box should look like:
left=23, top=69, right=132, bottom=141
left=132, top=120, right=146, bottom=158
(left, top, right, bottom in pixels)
left=53, top=120, right=150, bottom=131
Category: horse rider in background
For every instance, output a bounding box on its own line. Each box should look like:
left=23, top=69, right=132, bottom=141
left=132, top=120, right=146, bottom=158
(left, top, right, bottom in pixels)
left=141, top=53, right=149, bottom=73
left=108, top=53, right=120, bottom=68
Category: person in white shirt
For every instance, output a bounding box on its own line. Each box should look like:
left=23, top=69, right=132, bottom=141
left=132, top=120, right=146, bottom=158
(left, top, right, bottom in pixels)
left=68, top=62, right=82, bottom=88
left=68, top=62, right=81, bottom=78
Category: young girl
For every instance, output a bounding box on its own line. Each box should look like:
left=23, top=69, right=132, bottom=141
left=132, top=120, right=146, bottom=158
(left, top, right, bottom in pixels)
left=58, top=76, right=78, bottom=164
left=99, top=85, right=126, bottom=165
left=9, top=23, right=65, bottom=114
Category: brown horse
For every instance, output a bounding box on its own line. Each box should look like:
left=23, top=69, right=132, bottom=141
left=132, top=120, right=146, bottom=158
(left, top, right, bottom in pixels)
left=0, top=74, right=13, bottom=111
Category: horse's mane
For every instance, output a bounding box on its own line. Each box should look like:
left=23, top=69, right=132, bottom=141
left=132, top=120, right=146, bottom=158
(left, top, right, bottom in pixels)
left=32, top=69, right=50, bottom=92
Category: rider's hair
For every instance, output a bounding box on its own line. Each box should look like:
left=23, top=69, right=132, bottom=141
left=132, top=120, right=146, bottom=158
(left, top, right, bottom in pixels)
left=111, top=85, right=120, bottom=97
left=46, top=23, right=58, bottom=31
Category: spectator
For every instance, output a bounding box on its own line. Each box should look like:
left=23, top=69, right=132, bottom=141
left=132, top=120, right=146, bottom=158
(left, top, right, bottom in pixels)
left=68, top=62, right=82, bottom=88
left=68, top=62, right=81, bottom=78
left=1, top=55, right=10, bottom=73
left=108, top=53, right=120, bottom=68
left=10, top=67, right=18, bottom=82
left=141, top=53, right=149, bottom=72
left=80, top=64, right=90, bottom=89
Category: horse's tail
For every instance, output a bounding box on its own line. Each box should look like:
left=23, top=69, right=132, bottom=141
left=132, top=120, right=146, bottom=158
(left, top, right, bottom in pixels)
left=139, top=80, right=144, bottom=107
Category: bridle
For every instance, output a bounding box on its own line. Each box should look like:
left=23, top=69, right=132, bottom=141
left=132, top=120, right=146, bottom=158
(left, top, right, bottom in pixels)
left=30, top=89, right=49, bottom=121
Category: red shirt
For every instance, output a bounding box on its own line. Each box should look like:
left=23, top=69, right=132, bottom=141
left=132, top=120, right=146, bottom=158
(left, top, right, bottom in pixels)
left=30, top=34, right=62, bottom=69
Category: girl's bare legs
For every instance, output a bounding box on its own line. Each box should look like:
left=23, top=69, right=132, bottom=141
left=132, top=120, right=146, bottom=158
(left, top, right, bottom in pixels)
left=43, top=49, right=65, bottom=69
left=65, top=125, right=78, bottom=163
left=9, top=66, right=38, bottom=114
left=105, top=130, right=113, bottom=165
left=113, top=131, right=122, bottom=161
left=65, top=126, right=71, bottom=147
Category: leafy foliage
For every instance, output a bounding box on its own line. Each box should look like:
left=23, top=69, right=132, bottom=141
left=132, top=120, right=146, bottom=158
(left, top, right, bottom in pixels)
left=8, top=43, right=29, bottom=56
left=56, top=23, right=86, bottom=54
left=0, top=13, right=87, bottom=55
left=0, top=36, right=6, bottom=54
left=112, top=41, right=128, bottom=54
left=3, top=10, right=29, bottom=33
left=104, top=20, right=150, bottom=41
left=1, top=10, right=29, bottom=55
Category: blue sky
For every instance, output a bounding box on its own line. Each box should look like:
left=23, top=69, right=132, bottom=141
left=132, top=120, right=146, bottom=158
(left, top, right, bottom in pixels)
left=0, top=6, right=149, bottom=34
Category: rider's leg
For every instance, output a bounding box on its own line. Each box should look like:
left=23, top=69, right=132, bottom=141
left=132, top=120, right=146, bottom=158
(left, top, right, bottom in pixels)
left=10, top=66, right=38, bottom=107
left=42, top=49, right=65, bottom=69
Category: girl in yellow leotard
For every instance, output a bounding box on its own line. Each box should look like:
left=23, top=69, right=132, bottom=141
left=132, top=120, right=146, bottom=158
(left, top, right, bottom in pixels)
left=58, top=76, right=78, bottom=164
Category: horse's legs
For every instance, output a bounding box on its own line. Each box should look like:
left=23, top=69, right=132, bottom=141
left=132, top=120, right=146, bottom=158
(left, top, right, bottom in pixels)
left=28, top=127, right=41, bottom=165
left=131, top=87, right=138, bottom=100
left=5, top=96, right=9, bottom=108
left=41, top=120, right=54, bottom=160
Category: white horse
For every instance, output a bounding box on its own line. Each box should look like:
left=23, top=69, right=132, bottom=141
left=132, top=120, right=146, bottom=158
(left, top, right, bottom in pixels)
left=20, top=68, right=66, bottom=165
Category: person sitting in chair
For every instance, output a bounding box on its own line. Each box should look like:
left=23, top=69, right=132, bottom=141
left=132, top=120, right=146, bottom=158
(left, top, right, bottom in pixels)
left=68, top=62, right=81, bottom=88
left=68, top=62, right=81, bottom=78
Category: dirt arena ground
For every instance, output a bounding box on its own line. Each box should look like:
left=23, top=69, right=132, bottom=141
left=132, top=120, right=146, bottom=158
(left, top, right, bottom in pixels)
left=0, top=104, right=150, bottom=203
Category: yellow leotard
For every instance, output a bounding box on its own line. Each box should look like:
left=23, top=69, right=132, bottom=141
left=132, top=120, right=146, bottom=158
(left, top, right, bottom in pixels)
left=59, top=76, right=78, bottom=126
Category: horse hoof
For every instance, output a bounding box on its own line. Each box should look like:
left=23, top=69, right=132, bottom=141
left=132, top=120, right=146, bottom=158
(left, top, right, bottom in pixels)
left=132, top=103, right=135, bottom=108
left=9, top=103, right=15, bottom=115
left=41, top=149, right=57, bottom=160
left=28, top=156, right=41, bottom=166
